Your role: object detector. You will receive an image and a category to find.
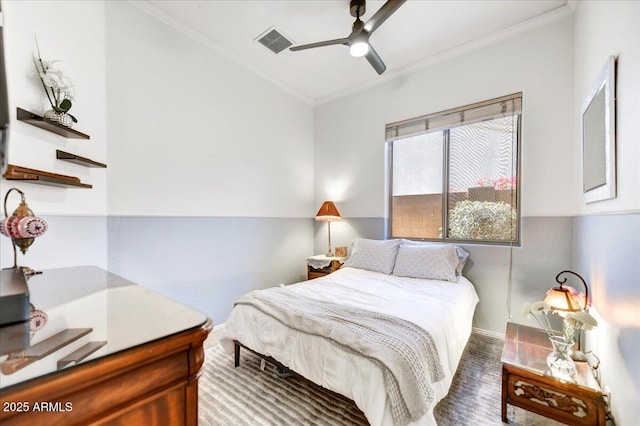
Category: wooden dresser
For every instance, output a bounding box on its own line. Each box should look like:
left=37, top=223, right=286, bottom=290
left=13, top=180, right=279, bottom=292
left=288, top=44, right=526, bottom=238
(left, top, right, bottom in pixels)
left=0, top=266, right=212, bottom=425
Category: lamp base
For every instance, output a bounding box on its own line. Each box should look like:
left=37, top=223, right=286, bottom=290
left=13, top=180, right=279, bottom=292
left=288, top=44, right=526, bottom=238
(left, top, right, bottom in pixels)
left=326, top=251, right=335, bottom=257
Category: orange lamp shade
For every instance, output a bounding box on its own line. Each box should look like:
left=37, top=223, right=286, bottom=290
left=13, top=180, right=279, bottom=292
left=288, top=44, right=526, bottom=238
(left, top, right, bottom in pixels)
left=544, top=270, right=590, bottom=313
left=315, top=201, right=342, bottom=222
left=543, top=286, right=582, bottom=313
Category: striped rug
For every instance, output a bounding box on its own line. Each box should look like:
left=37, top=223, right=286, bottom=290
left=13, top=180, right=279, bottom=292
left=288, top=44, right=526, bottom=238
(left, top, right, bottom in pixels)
left=199, top=329, right=561, bottom=425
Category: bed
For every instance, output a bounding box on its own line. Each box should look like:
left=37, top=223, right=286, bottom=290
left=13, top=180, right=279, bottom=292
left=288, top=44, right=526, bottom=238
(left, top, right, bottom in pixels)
left=220, top=240, right=479, bottom=426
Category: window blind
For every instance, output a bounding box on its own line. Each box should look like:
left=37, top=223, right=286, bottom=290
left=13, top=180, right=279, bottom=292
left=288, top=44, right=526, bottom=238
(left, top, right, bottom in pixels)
left=386, top=92, right=522, bottom=142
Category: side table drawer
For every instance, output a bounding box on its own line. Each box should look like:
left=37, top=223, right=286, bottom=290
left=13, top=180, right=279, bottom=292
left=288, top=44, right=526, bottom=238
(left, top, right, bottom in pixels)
left=308, top=270, right=328, bottom=280
left=306, top=259, right=344, bottom=280
left=505, top=370, right=605, bottom=425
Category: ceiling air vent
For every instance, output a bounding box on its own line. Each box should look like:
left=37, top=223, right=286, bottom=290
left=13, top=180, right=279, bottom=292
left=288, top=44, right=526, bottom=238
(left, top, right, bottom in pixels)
left=255, top=27, right=292, bottom=54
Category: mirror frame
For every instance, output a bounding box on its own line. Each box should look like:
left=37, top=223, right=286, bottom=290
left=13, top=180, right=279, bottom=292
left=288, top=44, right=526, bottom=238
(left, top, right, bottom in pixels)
left=582, top=56, right=616, bottom=204
left=0, top=1, right=10, bottom=175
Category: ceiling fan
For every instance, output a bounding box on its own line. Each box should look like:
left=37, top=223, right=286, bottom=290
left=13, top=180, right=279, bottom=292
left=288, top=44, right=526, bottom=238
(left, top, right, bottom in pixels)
left=289, top=0, right=406, bottom=75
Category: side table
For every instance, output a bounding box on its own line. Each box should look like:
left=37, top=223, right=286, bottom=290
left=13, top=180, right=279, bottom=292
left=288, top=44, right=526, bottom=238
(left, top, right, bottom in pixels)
left=305, top=255, right=346, bottom=280
left=501, top=322, right=606, bottom=425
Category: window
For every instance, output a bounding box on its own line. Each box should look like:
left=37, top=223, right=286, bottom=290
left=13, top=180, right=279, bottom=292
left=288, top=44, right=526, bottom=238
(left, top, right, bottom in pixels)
left=387, top=93, right=521, bottom=245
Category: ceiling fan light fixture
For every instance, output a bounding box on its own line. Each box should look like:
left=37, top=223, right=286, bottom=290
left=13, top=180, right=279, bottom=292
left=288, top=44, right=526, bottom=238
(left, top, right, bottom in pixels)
left=289, top=0, right=407, bottom=74
left=349, top=41, right=369, bottom=57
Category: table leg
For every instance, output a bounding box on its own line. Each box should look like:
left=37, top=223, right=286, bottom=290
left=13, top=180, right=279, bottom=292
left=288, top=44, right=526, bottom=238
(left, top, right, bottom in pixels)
left=234, top=340, right=240, bottom=367
left=502, top=364, right=508, bottom=423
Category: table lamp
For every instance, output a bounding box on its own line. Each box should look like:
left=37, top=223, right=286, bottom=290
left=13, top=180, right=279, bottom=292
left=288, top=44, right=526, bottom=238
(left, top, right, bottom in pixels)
left=1, top=188, right=48, bottom=268
left=543, top=270, right=590, bottom=361
left=543, top=270, right=589, bottom=313
left=315, top=201, right=341, bottom=257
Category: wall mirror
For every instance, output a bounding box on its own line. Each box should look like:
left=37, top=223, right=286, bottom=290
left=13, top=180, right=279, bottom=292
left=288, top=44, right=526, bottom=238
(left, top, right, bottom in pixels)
left=582, top=56, right=616, bottom=204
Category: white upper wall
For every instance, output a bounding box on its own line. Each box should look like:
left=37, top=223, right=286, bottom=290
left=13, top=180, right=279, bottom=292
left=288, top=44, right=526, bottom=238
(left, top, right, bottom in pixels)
left=573, top=0, right=640, bottom=214
left=105, top=2, right=314, bottom=218
left=2, top=0, right=314, bottom=220
left=314, top=15, right=575, bottom=218
left=1, top=1, right=108, bottom=269
left=572, top=2, right=640, bottom=424
left=1, top=0, right=107, bottom=215
left=1, top=0, right=315, bottom=270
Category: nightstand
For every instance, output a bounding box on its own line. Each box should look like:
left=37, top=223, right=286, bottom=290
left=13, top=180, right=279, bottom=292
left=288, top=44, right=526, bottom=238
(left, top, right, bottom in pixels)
left=501, top=322, right=606, bottom=425
left=305, top=255, right=346, bottom=280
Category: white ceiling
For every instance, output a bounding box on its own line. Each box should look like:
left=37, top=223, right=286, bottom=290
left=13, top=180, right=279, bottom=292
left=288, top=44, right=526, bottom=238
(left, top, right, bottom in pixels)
left=141, top=0, right=570, bottom=105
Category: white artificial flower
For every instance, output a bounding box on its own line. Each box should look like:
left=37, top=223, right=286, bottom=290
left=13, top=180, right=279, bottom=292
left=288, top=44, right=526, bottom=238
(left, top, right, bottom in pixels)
left=39, top=59, right=59, bottom=70
left=566, top=310, right=598, bottom=331
left=522, top=302, right=532, bottom=318
left=65, top=85, right=76, bottom=101
left=530, top=301, right=551, bottom=313
left=41, top=73, right=63, bottom=89
left=33, top=47, right=75, bottom=111
left=42, top=68, right=73, bottom=90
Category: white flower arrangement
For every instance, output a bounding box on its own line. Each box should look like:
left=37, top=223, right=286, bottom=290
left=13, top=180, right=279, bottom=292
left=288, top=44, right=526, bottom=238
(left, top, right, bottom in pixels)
left=523, top=300, right=598, bottom=343
left=564, top=310, right=598, bottom=331
left=33, top=37, right=77, bottom=123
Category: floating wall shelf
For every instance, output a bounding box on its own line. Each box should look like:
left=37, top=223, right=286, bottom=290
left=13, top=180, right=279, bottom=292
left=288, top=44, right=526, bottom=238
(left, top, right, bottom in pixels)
left=56, top=150, right=107, bottom=168
left=57, top=341, right=107, bottom=370
left=17, top=107, right=90, bottom=140
left=3, top=164, right=92, bottom=188
left=1, top=328, right=93, bottom=375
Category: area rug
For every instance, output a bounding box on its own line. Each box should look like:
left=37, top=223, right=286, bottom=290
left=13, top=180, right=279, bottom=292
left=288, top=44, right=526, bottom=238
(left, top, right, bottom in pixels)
left=199, top=329, right=560, bottom=425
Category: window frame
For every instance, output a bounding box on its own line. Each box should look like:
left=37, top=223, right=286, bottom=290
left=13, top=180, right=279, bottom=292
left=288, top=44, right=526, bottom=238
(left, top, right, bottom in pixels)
left=386, top=93, right=522, bottom=246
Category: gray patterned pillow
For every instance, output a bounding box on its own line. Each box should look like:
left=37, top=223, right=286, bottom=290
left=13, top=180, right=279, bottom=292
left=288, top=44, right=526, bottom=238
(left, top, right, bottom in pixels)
left=392, top=244, right=459, bottom=282
left=400, top=239, right=469, bottom=275
left=343, top=238, right=400, bottom=274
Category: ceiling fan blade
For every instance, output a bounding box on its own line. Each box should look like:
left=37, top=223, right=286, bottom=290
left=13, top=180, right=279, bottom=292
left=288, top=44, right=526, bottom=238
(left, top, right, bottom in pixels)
left=363, top=0, right=407, bottom=34
left=290, top=38, right=349, bottom=51
left=365, top=44, right=386, bottom=75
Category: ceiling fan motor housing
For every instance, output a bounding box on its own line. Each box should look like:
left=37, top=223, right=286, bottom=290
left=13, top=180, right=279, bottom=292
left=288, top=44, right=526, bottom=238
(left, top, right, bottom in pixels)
left=352, top=19, right=365, bottom=33
left=350, top=0, right=366, bottom=18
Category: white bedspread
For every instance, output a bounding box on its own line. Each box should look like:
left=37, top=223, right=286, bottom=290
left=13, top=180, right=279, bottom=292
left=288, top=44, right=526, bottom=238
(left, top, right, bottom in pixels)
left=220, top=267, right=479, bottom=426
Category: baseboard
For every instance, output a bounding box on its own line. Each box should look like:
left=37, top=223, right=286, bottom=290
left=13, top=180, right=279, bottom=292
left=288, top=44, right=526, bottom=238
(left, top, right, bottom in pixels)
left=204, top=322, right=226, bottom=349
left=473, top=326, right=505, bottom=339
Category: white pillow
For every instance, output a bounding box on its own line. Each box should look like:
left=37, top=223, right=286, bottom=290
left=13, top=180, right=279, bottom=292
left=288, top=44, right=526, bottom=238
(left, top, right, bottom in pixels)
left=392, top=244, right=459, bottom=282
left=343, top=238, right=400, bottom=274
left=400, top=239, right=469, bottom=275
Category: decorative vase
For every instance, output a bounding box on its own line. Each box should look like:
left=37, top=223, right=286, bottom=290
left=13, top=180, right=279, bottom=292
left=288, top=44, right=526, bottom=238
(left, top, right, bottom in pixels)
left=43, top=109, right=73, bottom=128
left=546, top=335, right=577, bottom=381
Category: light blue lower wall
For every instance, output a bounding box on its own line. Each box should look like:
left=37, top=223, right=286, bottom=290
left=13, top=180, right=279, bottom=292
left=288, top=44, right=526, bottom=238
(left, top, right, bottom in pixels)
left=573, top=212, right=640, bottom=425
left=319, top=216, right=574, bottom=333
left=12, top=213, right=634, bottom=421
left=0, top=215, right=107, bottom=270
left=3, top=214, right=572, bottom=334
left=107, top=217, right=314, bottom=325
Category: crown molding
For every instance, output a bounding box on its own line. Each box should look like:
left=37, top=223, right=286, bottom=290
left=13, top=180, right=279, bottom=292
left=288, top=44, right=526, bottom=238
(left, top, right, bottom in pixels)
left=127, top=1, right=574, bottom=108
left=128, top=1, right=314, bottom=106
left=316, top=4, right=575, bottom=106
